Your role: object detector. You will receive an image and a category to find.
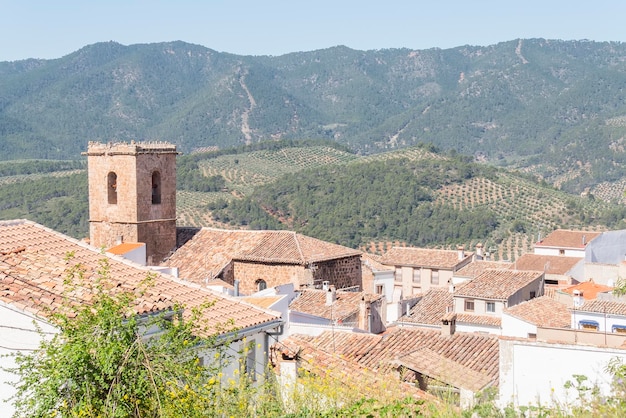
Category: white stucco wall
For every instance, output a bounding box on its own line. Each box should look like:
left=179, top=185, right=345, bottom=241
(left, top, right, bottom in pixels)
left=501, top=313, right=537, bottom=338
left=373, top=272, right=395, bottom=303
left=498, top=338, right=626, bottom=410
left=534, top=247, right=586, bottom=258
left=571, top=310, right=626, bottom=333
left=585, top=230, right=626, bottom=264
left=0, top=304, right=58, bottom=417
left=583, top=263, right=619, bottom=286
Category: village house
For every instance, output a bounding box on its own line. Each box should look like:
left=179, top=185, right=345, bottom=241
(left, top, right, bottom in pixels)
left=451, top=259, right=513, bottom=288
left=452, top=269, right=544, bottom=334
left=380, top=246, right=473, bottom=299
left=287, top=286, right=386, bottom=335
left=499, top=301, right=626, bottom=411
left=501, top=296, right=571, bottom=338
left=512, top=253, right=582, bottom=288
left=163, top=227, right=363, bottom=295
left=0, top=219, right=283, bottom=417
left=274, top=326, right=499, bottom=409
left=534, top=229, right=601, bottom=258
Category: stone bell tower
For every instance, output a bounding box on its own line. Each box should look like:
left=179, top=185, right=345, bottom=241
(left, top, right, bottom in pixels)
left=84, top=141, right=178, bottom=264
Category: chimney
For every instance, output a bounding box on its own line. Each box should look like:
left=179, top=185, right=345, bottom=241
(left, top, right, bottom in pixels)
left=234, top=280, right=240, bottom=297
left=358, top=296, right=369, bottom=331
left=475, top=243, right=483, bottom=260
left=322, top=280, right=330, bottom=291
left=441, top=312, right=456, bottom=337
left=573, top=289, right=584, bottom=308
left=325, top=286, right=336, bottom=306
left=457, top=245, right=465, bottom=261
left=582, top=235, right=587, bottom=246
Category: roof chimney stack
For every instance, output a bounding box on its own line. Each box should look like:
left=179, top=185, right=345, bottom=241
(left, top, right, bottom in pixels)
left=325, top=285, right=336, bottom=306
left=457, top=245, right=465, bottom=261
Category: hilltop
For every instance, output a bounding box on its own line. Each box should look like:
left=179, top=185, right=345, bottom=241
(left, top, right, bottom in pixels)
left=3, top=39, right=626, bottom=193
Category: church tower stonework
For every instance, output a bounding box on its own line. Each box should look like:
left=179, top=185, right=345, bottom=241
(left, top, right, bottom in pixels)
left=85, top=141, right=178, bottom=264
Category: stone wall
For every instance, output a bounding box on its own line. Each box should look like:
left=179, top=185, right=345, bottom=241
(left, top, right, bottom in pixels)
left=85, top=141, right=178, bottom=264
left=224, top=255, right=363, bottom=295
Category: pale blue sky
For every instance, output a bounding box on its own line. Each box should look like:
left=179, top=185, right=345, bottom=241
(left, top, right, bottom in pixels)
left=1, top=0, right=625, bottom=61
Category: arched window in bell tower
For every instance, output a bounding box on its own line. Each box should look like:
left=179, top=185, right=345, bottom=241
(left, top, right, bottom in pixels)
left=107, top=172, right=117, bottom=204
left=151, top=171, right=161, bottom=204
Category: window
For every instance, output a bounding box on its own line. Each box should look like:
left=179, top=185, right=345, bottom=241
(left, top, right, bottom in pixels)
left=486, top=302, right=495, bottom=313
left=612, top=325, right=626, bottom=334
left=151, top=171, right=161, bottom=204
left=107, top=172, right=117, bottom=204
left=256, top=279, right=267, bottom=291
left=431, top=270, right=439, bottom=285
left=530, top=291, right=536, bottom=299
left=464, top=299, right=475, bottom=312
left=375, top=284, right=384, bottom=295
left=578, top=320, right=599, bottom=331
left=394, top=268, right=402, bottom=282
left=413, top=268, right=421, bottom=283
left=559, top=249, right=565, bottom=255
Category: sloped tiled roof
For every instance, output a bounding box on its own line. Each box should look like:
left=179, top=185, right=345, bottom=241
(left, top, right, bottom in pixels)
left=574, top=299, right=626, bottom=316
left=164, top=228, right=361, bottom=284
left=563, top=280, right=614, bottom=300
left=455, top=313, right=502, bottom=327
left=504, top=296, right=571, bottom=328
left=272, top=334, right=429, bottom=400
left=455, top=260, right=513, bottom=279
left=361, top=253, right=393, bottom=272
left=381, top=247, right=472, bottom=269
left=286, top=326, right=499, bottom=389
left=402, top=288, right=453, bottom=325
left=535, top=229, right=601, bottom=249
left=289, top=289, right=382, bottom=322
left=0, top=220, right=280, bottom=333
left=453, top=269, right=543, bottom=300
left=513, top=254, right=581, bottom=275
left=393, top=347, right=494, bottom=392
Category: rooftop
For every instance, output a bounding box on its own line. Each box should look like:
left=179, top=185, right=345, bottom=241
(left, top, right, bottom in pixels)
left=453, top=269, right=543, bottom=300
left=535, top=229, right=601, bottom=249
left=280, top=326, right=499, bottom=390
left=563, top=279, right=614, bottom=300
left=0, top=220, right=280, bottom=333
left=455, top=260, right=513, bottom=279
left=504, top=296, right=571, bottom=328
left=401, top=288, right=453, bottom=326
left=106, top=242, right=145, bottom=256
left=164, top=228, right=361, bottom=285
left=289, top=289, right=383, bottom=322
left=513, top=253, right=582, bottom=275
left=381, top=247, right=472, bottom=269
left=573, top=299, right=626, bottom=316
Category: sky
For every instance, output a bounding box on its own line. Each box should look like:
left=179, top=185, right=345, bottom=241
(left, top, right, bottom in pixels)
left=1, top=1, right=626, bottom=62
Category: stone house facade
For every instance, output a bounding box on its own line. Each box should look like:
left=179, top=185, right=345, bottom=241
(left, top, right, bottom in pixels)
left=164, top=228, right=362, bottom=295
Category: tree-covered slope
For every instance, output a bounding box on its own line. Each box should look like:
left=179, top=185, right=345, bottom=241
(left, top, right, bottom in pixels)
left=4, top=40, right=626, bottom=191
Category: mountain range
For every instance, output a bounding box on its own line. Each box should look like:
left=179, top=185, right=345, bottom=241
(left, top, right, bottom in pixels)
left=2, top=39, right=626, bottom=193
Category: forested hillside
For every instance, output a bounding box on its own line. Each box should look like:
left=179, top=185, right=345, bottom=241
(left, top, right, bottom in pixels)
left=3, top=39, right=626, bottom=192
left=2, top=142, right=625, bottom=260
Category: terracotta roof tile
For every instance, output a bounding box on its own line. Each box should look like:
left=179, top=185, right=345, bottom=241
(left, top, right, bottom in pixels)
left=289, top=289, right=382, bottom=322
left=505, top=296, right=571, bottom=328
left=0, top=220, right=281, bottom=334
left=164, top=228, right=361, bottom=284
left=285, top=326, right=499, bottom=389
left=574, top=299, right=626, bottom=316
left=455, top=260, right=513, bottom=279
left=455, top=313, right=502, bottom=327
left=381, top=247, right=472, bottom=269
left=513, top=254, right=581, bottom=275
left=563, top=280, right=614, bottom=300
left=272, top=334, right=429, bottom=400
left=535, top=229, right=601, bottom=249
left=401, top=289, right=453, bottom=325
left=453, top=269, right=543, bottom=300
left=107, top=242, right=145, bottom=255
